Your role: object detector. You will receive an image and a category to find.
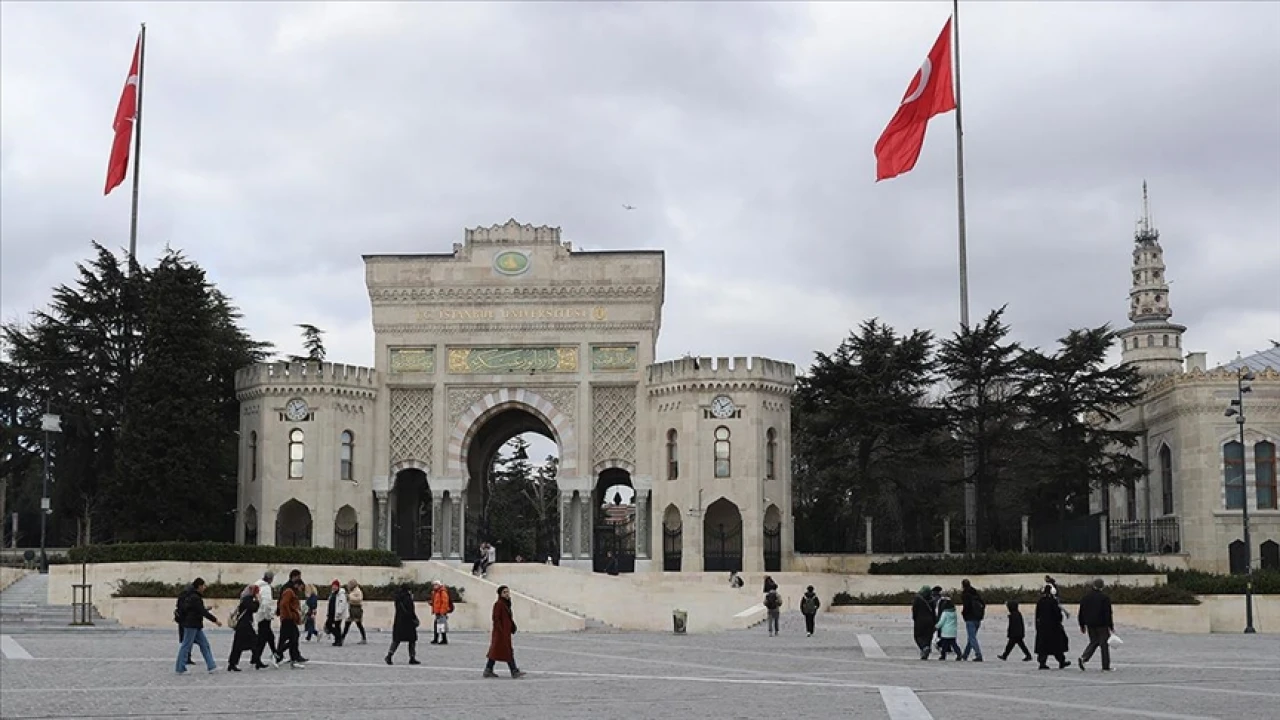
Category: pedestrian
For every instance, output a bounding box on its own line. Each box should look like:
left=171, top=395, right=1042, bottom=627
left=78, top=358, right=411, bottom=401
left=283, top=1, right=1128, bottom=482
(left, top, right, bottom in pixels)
left=303, top=583, right=320, bottom=642
left=996, top=600, right=1032, bottom=662
left=959, top=579, right=985, bottom=661
left=911, top=585, right=937, bottom=660
left=763, top=575, right=778, bottom=594
left=799, top=585, right=821, bottom=637
left=934, top=597, right=962, bottom=660
left=343, top=580, right=367, bottom=644
left=604, top=551, right=619, bottom=576
left=385, top=583, right=420, bottom=665
left=764, top=587, right=782, bottom=636
left=483, top=585, right=525, bottom=678
left=173, top=582, right=195, bottom=667
left=431, top=581, right=454, bottom=645
left=1076, top=578, right=1115, bottom=672
left=277, top=579, right=307, bottom=668
left=1034, top=584, right=1070, bottom=669
left=227, top=585, right=260, bottom=671
left=174, top=577, right=222, bottom=674
left=326, top=579, right=349, bottom=646
left=251, top=571, right=281, bottom=668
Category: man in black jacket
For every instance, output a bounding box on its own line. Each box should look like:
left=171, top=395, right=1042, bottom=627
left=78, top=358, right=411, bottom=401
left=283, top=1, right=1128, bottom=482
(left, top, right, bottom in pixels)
left=960, top=579, right=985, bottom=662
left=1077, top=578, right=1115, bottom=671
left=174, top=583, right=194, bottom=666
left=175, top=578, right=222, bottom=674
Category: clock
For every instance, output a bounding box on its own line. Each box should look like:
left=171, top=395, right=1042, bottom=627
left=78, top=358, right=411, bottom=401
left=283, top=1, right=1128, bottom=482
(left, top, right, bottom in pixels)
left=710, top=395, right=737, bottom=419
left=284, top=398, right=310, bottom=421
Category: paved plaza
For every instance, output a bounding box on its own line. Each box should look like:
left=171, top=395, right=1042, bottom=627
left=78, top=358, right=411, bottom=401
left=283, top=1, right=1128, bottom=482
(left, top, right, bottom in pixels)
left=1, top=611, right=1276, bottom=719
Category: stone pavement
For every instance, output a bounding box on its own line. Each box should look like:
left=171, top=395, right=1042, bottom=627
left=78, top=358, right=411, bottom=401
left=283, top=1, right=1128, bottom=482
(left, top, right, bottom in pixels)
left=1, top=610, right=1276, bottom=719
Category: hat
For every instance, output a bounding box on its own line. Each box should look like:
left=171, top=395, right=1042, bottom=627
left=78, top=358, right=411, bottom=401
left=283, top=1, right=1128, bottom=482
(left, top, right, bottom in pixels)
left=331, top=579, right=340, bottom=588
left=920, top=585, right=932, bottom=595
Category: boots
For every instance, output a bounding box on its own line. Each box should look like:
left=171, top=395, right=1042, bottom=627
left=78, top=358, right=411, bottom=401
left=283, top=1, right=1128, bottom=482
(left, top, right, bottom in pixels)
left=440, top=633, right=448, bottom=646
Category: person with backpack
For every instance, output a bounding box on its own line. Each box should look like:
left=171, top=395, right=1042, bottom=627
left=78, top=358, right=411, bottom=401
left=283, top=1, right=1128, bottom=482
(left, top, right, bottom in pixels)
left=174, top=577, right=222, bottom=674
left=764, top=587, right=782, bottom=636
left=799, top=585, right=821, bottom=636
left=959, top=579, right=985, bottom=662
left=174, top=583, right=194, bottom=667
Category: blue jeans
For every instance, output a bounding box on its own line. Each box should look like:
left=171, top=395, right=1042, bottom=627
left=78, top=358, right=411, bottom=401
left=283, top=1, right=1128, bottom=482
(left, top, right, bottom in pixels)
left=176, top=627, right=215, bottom=673
left=963, top=620, right=982, bottom=659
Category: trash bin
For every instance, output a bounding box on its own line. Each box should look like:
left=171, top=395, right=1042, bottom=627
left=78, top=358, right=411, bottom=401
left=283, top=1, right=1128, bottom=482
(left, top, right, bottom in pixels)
left=673, top=609, right=687, bottom=635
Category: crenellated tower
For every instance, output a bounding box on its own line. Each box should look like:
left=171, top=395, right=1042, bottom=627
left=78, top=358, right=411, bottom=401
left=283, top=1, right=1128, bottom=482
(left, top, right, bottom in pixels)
left=1118, top=182, right=1186, bottom=377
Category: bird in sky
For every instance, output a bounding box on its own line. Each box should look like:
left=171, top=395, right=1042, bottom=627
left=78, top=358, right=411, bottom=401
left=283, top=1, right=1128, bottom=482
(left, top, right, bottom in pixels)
left=622, top=204, right=635, bottom=210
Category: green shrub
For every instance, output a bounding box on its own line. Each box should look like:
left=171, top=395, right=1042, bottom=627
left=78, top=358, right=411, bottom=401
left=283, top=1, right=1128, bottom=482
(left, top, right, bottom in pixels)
left=1166, top=570, right=1280, bottom=595
left=68, top=542, right=401, bottom=567
left=831, top=582, right=1199, bottom=607
left=113, top=579, right=464, bottom=604
left=867, top=553, right=1161, bottom=576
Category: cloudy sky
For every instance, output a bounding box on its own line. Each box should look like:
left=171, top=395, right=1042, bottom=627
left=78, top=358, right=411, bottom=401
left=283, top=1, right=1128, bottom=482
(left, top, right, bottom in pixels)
left=3, top=1, right=1278, bottom=382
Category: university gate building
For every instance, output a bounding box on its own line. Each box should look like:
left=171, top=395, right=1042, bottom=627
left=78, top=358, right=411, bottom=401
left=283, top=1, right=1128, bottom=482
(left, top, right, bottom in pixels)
left=234, top=220, right=797, bottom=572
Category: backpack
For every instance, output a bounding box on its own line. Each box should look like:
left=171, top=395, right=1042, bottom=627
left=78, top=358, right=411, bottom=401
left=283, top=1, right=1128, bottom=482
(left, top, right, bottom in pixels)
left=173, top=589, right=190, bottom=624
left=764, top=591, right=780, bottom=610
left=801, top=594, right=818, bottom=614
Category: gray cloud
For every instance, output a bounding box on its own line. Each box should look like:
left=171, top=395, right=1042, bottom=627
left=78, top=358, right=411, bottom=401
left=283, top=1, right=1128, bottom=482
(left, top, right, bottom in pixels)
left=2, top=0, right=1278, bottom=387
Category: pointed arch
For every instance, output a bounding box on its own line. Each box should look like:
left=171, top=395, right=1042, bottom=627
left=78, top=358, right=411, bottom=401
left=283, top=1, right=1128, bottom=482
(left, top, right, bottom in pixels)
left=275, top=499, right=312, bottom=547
left=447, top=388, right=577, bottom=475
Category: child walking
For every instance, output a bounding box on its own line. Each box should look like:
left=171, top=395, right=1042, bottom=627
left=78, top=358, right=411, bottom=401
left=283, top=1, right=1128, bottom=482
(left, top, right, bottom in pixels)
left=935, top=597, right=962, bottom=660
left=997, top=600, right=1033, bottom=661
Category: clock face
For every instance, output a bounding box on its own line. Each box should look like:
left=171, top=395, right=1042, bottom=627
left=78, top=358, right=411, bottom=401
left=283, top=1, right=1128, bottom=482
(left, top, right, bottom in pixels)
left=284, top=398, right=309, bottom=421
left=710, top=395, right=736, bottom=419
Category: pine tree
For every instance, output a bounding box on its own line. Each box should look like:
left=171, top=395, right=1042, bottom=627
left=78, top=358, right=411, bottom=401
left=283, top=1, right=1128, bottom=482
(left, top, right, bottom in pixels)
left=289, top=324, right=326, bottom=363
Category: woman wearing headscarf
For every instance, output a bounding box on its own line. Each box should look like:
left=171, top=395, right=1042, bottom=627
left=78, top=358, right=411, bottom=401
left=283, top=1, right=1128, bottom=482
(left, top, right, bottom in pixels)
left=385, top=584, right=420, bottom=665
left=1034, top=584, right=1071, bottom=669
left=227, top=584, right=261, bottom=671
left=483, top=585, right=525, bottom=678
left=911, top=585, right=938, bottom=659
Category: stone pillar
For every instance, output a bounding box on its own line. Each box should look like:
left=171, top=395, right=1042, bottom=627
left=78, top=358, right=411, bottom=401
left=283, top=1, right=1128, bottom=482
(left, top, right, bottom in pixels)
left=864, top=517, right=873, bottom=555
left=943, top=516, right=952, bottom=555
left=1021, top=515, right=1030, bottom=553
left=560, top=492, right=574, bottom=560
left=635, top=491, right=650, bottom=559
left=1100, top=518, right=1109, bottom=554
left=578, top=501, right=592, bottom=561
left=431, top=492, right=444, bottom=556
left=374, top=491, right=390, bottom=551
left=450, top=499, right=463, bottom=559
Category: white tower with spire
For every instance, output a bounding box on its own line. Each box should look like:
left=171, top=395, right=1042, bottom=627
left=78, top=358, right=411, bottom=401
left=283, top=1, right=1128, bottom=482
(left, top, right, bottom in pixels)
left=1118, top=182, right=1186, bottom=377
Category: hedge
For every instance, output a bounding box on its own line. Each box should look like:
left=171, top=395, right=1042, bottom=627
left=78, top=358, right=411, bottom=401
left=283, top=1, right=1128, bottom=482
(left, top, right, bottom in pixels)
left=114, top=580, right=464, bottom=604
left=1166, top=570, right=1280, bottom=595
left=67, top=543, right=402, bottom=567
left=832, top=582, right=1199, bottom=607
left=867, top=553, right=1160, bottom=576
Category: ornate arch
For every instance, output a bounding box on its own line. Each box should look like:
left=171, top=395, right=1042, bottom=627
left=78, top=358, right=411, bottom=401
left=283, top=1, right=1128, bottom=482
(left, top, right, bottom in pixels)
left=447, top=388, right=577, bottom=475
left=593, top=458, right=635, bottom=475
left=389, top=458, right=429, bottom=475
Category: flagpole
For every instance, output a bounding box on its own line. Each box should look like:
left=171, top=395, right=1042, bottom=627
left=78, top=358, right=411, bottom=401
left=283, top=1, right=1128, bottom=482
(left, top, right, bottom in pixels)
left=127, top=22, right=146, bottom=274
left=951, top=0, right=979, bottom=551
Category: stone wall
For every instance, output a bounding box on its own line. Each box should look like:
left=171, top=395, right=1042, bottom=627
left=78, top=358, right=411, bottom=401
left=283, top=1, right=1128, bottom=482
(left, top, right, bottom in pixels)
left=789, top=553, right=1191, bottom=574
left=0, top=567, right=30, bottom=592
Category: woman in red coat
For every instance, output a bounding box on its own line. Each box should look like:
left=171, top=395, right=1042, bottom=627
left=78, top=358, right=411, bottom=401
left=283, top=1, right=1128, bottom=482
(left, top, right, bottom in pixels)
left=484, top=586, right=525, bottom=678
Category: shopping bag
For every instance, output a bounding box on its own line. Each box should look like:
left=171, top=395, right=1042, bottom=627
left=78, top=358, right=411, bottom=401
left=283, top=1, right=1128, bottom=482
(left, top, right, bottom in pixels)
left=1108, top=633, right=1123, bottom=646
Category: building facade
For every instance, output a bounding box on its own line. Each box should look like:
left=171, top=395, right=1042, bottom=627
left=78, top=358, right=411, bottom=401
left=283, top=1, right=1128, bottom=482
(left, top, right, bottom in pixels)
left=234, top=220, right=796, bottom=573
left=1104, top=188, right=1280, bottom=574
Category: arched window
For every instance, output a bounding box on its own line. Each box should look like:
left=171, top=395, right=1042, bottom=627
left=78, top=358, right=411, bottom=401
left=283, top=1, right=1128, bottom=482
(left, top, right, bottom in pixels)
left=714, top=426, right=731, bottom=478
left=1162, top=335, right=1169, bottom=347
left=666, top=429, right=678, bottom=481
left=1159, top=445, right=1174, bottom=516
left=1256, top=441, right=1277, bottom=510
left=765, top=428, right=777, bottom=480
left=1224, top=441, right=1245, bottom=510
left=249, top=431, right=258, bottom=482
left=1147, top=334, right=1155, bottom=347
left=289, top=429, right=305, bottom=479
left=340, top=430, right=354, bottom=482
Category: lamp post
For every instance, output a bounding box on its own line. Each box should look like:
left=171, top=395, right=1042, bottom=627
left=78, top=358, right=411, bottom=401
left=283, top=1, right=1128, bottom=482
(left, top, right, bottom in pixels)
left=1223, top=367, right=1257, bottom=634
left=39, top=399, right=62, bottom=574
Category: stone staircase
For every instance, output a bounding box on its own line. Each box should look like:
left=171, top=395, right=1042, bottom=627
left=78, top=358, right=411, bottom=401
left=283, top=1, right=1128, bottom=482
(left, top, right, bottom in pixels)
left=0, top=572, right=121, bottom=633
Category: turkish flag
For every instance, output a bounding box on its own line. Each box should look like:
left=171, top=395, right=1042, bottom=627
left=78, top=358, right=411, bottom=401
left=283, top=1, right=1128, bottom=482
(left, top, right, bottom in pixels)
left=104, top=33, right=141, bottom=195
left=874, top=18, right=956, bottom=182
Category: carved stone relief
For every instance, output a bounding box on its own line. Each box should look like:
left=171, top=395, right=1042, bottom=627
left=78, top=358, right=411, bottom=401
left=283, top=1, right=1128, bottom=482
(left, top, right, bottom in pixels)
left=389, top=388, right=433, bottom=470
left=592, top=385, right=637, bottom=466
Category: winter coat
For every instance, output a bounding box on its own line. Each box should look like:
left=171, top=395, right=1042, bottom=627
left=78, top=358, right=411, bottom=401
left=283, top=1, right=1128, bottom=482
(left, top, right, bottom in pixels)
left=1034, top=595, right=1070, bottom=656
left=233, top=596, right=259, bottom=647
left=1077, top=589, right=1114, bottom=630
left=487, top=598, right=516, bottom=662
left=327, top=588, right=350, bottom=625
left=935, top=607, right=958, bottom=639
left=252, top=580, right=274, bottom=625
left=431, top=586, right=454, bottom=616
left=763, top=578, right=778, bottom=594
left=800, top=591, right=821, bottom=616
left=1006, top=610, right=1026, bottom=640
left=348, top=585, right=363, bottom=607
left=179, top=589, right=218, bottom=629
left=911, top=594, right=937, bottom=639
left=391, top=588, right=419, bottom=642
left=961, top=587, right=986, bottom=622
left=277, top=586, right=303, bottom=625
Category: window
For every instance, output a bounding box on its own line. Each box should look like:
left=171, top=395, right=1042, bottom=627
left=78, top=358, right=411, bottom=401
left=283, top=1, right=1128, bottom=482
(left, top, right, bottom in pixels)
left=340, top=430, right=354, bottom=482
left=1224, top=441, right=1245, bottom=509
left=765, top=428, right=776, bottom=480
left=249, top=431, right=258, bottom=482
left=1159, top=445, right=1174, bottom=516
left=1147, top=334, right=1155, bottom=347
left=289, top=429, right=305, bottom=479
left=1162, top=335, right=1169, bottom=347
left=1256, top=441, right=1277, bottom=510
left=666, top=429, right=678, bottom=481
left=713, top=426, right=731, bottom=478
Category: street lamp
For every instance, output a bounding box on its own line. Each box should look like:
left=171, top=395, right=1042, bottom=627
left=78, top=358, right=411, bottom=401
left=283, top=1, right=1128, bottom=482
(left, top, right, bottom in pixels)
left=1223, top=367, right=1257, bottom=634
left=39, top=400, right=62, bottom=574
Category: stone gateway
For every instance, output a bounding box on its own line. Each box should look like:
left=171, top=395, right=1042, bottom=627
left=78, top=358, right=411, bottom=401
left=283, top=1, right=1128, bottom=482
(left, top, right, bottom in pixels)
left=234, top=220, right=796, bottom=572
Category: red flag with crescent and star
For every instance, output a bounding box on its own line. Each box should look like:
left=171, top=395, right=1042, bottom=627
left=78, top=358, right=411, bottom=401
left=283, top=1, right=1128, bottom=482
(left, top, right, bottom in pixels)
left=104, top=32, right=141, bottom=195
left=874, top=18, right=956, bottom=182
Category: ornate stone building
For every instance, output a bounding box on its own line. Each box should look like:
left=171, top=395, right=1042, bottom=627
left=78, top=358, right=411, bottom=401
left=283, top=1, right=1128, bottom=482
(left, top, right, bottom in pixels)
left=1103, top=188, right=1280, bottom=574
left=234, top=220, right=796, bottom=573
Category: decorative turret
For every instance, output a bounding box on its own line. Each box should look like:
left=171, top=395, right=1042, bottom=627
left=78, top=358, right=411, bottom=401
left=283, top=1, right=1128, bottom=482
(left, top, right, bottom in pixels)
left=1118, top=182, right=1186, bottom=377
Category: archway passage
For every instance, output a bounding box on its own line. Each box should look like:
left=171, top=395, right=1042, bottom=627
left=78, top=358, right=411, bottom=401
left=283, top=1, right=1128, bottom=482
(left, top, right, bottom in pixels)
left=465, top=406, right=560, bottom=564
left=276, top=499, right=313, bottom=547
left=334, top=505, right=358, bottom=550
left=663, top=504, right=683, bottom=572
left=763, top=504, right=782, bottom=572
left=703, top=498, right=743, bottom=572
left=244, top=505, right=258, bottom=546
left=392, top=469, right=432, bottom=560
left=594, top=468, right=636, bottom=573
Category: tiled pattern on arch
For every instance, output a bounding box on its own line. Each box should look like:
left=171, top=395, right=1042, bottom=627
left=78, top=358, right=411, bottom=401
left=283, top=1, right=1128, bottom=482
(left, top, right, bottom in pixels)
left=447, top=388, right=577, bottom=475
left=591, top=385, right=637, bottom=467
left=389, top=388, right=433, bottom=473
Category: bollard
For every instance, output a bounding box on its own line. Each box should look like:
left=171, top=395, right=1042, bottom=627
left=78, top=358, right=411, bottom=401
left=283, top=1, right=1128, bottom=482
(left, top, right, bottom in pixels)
left=672, top=609, right=687, bottom=635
